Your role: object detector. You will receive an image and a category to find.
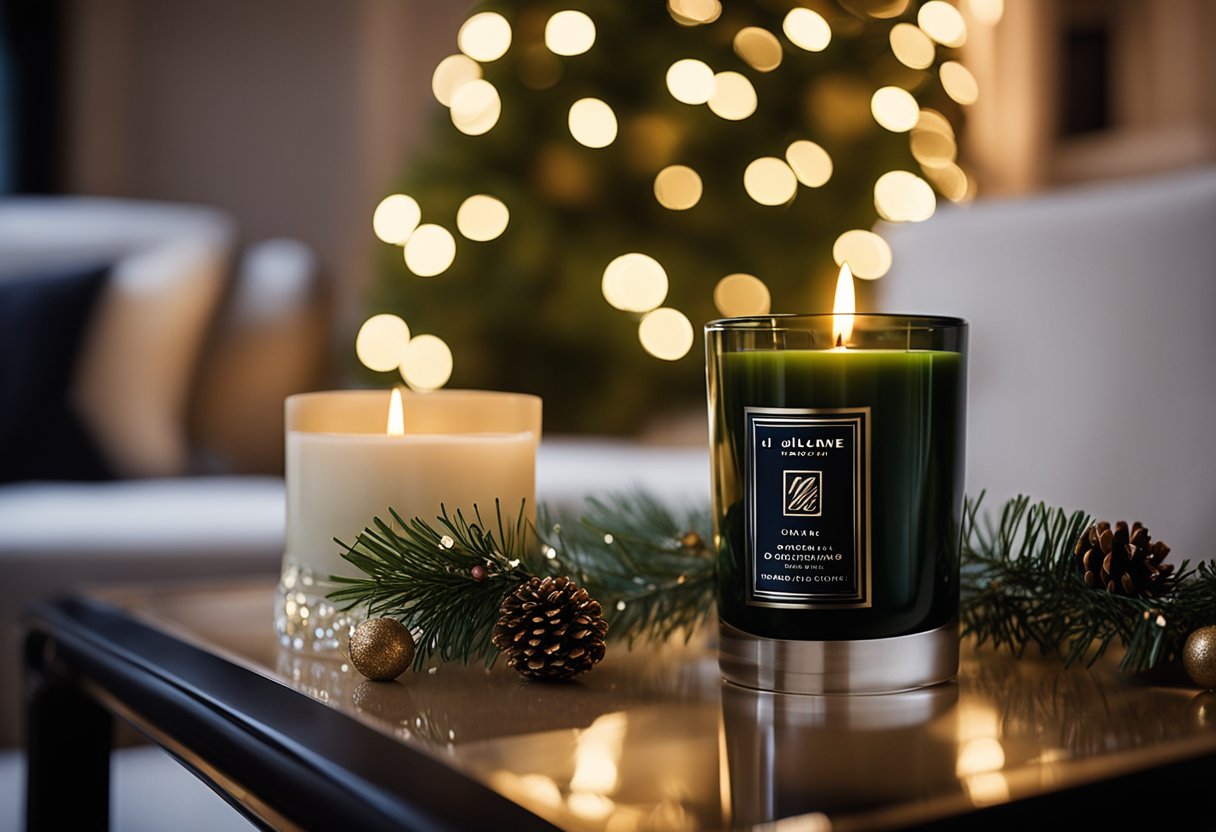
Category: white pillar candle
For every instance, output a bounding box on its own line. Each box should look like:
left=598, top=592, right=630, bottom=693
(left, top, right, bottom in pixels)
left=284, top=389, right=541, bottom=583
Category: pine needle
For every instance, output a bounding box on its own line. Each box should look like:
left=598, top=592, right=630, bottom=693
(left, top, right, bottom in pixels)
left=328, top=491, right=1215, bottom=674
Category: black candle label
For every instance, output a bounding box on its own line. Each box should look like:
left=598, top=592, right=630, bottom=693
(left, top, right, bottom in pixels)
left=744, top=407, right=871, bottom=608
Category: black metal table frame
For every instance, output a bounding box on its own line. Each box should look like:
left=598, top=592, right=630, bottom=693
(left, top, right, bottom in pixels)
left=21, top=595, right=1216, bottom=831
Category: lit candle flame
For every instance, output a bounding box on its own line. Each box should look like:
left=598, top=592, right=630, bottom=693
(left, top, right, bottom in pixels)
left=832, top=262, right=855, bottom=348
left=387, top=387, right=405, bottom=436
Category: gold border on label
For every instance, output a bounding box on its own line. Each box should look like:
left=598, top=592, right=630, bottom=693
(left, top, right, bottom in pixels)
left=743, top=406, right=873, bottom=610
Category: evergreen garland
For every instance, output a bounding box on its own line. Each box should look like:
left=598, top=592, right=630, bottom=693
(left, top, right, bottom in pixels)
left=959, top=494, right=1216, bottom=673
left=329, top=492, right=1216, bottom=673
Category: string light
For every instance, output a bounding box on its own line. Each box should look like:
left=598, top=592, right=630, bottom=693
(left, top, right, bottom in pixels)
left=638, top=308, right=694, bottom=360
left=545, top=10, right=596, bottom=57
left=707, top=71, right=757, bottom=120
left=356, top=314, right=410, bottom=372
left=918, top=1, right=967, bottom=47
left=940, top=61, right=979, bottom=105
left=431, top=55, right=482, bottom=107
left=653, top=165, right=703, bottom=211
left=782, top=8, right=832, bottom=52
left=733, top=27, right=782, bottom=72
left=714, top=274, right=771, bottom=316
left=602, top=253, right=668, bottom=312
left=743, top=157, right=798, bottom=206
left=889, top=23, right=935, bottom=69
left=666, top=59, right=715, bottom=105
left=667, top=0, right=721, bottom=26
left=568, top=98, right=618, bottom=148
left=403, top=224, right=456, bottom=277
left=874, top=170, right=936, bottom=222
left=372, top=194, right=421, bottom=245
left=456, top=195, right=510, bottom=241
left=450, top=79, right=501, bottom=135
left=911, top=108, right=958, bottom=167
left=372, top=1, right=975, bottom=376
left=399, top=334, right=453, bottom=391
left=833, top=230, right=892, bottom=279
left=457, top=12, right=512, bottom=62
left=854, top=0, right=910, bottom=18
left=871, top=86, right=920, bottom=132
left=785, top=141, right=833, bottom=188
left=923, top=162, right=970, bottom=202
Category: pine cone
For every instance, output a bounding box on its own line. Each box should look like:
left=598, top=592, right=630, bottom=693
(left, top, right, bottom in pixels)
left=492, top=576, right=608, bottom=680
left=1074, top=520, right=1173, bottom=598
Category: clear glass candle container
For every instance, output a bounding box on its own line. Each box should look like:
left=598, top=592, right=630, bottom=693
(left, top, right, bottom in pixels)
left=706, top=314, right=968, bottom=694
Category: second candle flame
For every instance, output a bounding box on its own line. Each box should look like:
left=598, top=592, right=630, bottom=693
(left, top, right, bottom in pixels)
left=832, top=262, right=855, bottom=349
left=387, top=387, right=405, bottom=436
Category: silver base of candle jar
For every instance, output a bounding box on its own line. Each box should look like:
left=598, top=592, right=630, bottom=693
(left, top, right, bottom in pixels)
left=719, top=619, right=959, bottom=695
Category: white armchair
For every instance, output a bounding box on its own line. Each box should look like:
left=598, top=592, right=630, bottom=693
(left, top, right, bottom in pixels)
left=879, top=167, right=1216, bottom=563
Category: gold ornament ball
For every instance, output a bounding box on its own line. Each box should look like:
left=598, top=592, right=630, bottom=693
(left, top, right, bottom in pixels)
left=1189, top=691, right=1216, bottom=729
left=1183, top=625, right=1216, bottom=690
left=349, top=618, right=416, bottom=681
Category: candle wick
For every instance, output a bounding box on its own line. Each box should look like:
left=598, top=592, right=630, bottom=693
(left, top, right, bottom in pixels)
left=835, top=334, right=843, bottom=349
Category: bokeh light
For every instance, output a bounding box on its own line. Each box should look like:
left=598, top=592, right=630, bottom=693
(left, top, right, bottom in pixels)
left=372, top=194, right=421, bottom=245
left=923, top=162, right=971, bottom=202
left=403, top=224, right=456, bottom=277
left=568, top=98, right=618, bottom=148
left=889, top=23, right=935, bottom=69
left=602, top=253, right=668, bottom=312
left=871, top=86, right=920, bottom=132
left=733, top=27, right=783, bottom=72
left=456, top=194, right=510, bottom=241
left=707, top=72, right=757, bottom=120
left=918, top=1, right=967, bottom=47
left=450, top=79, right=501, bottom=135
left=638, top=308, right=694, bottom=360
left=833, top=230, right=892, bottom=279
left=399, top=334, right=453, bottom=391
left=964, top=0, right=1004, bottom=26
left=940, top=61, right=979, bottom=104
left=743, top=157, right=798, bottom=206
left=874, top=170, right=937, bottom=222
left=356, top=314, right=411, bottom=372
left=431, top=55, right=483, bottom=107
left=785, top=140, right=833, bottom=188
left=666, top=59, right=716, bottom=105
left=545, top=10, right=596, bottom=57
left=653, top=165, right=703, bottom=210
left=783, top=8, right=832, bottom=52
left=852, top=0, right=910, bottom=18
left=457, top=12, right=512, bottom=62
left=911, top=108, right=958, bottom=167
left=714, top=273, right=771, bottom=316
left=668, top=0, right=721, bottom=26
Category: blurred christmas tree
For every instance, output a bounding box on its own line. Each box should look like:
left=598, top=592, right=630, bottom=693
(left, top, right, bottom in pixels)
left=363, top=0, right=978, bottom=433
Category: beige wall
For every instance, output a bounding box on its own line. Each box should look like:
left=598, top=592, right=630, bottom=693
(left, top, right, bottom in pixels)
left=64, top=0, right=465, bottom=334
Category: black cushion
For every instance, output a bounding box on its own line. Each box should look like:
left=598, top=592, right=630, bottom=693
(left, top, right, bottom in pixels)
left=0, top=263, right=113, bottom=482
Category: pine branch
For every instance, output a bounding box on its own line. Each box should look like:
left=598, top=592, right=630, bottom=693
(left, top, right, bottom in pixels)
left=329, top=500, right=538, bottom=669
left=959, top=493, right=1214, bottom=672
left=328, top=490, right=1215, bottom=676
left=329, top=492, right=716, bottom=668
left=537, top=491, right=716, bottom=647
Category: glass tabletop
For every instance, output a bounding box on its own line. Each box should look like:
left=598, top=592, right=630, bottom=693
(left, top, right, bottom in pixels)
left=93, top=581, right=1216, bottom=831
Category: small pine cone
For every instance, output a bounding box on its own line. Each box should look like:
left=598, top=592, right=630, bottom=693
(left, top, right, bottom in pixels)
left=492, top=576, right=608, bottom=680
left=1074, top=520, right=1174, bottom=598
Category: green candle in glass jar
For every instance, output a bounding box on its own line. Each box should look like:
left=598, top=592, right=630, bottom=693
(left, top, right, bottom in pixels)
left=705, top=267, right=968, bottom=694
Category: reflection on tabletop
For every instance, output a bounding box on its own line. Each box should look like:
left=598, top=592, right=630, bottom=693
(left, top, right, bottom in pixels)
left=117, top=584, right=1216, bottom=831
left=271, top=640, right=1216, bottom=831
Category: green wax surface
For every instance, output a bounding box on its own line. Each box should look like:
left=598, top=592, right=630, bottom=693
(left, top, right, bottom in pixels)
left=712, top=349, right=966, bottom=641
